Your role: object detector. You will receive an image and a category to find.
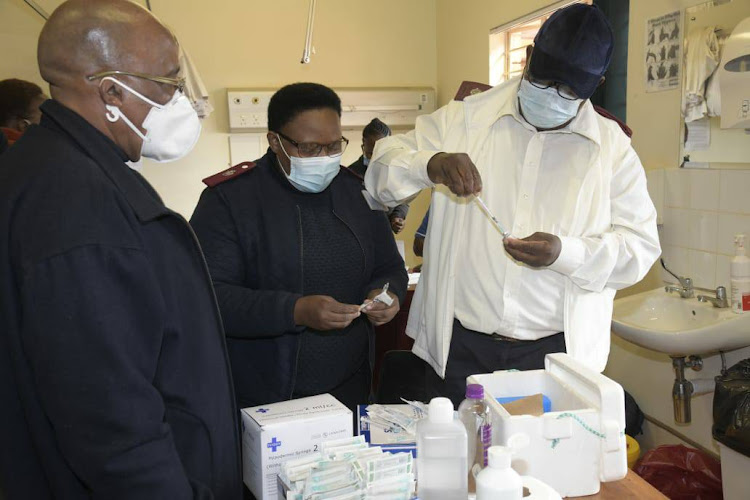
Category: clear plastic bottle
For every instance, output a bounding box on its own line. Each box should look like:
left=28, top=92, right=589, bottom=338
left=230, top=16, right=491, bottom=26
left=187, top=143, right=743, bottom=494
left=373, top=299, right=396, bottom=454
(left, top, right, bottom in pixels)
left=416, top=397, right=468, bottom=499
left=476, top=446, right=523, bottom=500
left=458, top=383, right=492, bottom=491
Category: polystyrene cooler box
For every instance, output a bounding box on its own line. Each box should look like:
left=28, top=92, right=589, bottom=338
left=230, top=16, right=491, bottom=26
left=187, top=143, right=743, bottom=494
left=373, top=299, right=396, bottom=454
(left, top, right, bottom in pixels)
left=468, top=353, right=627, bottom=498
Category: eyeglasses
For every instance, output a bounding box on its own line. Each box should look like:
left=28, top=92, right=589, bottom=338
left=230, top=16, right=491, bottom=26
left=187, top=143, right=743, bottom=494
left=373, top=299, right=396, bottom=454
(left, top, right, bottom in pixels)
left=86, top=70, right=186, bottom=94
left=276, top=131, right=349, bottom=158
left=527, top=74, right=580, bottom=101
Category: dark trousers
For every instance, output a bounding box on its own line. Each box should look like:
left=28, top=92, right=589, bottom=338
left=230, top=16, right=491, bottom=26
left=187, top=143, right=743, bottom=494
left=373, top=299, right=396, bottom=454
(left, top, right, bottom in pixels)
left=426, top=319, right=566, bottom=407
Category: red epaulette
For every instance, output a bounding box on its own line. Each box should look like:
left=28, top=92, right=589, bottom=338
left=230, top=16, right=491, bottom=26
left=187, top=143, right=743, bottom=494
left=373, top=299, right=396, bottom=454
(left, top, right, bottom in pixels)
left=202, top=161, right=257, bottom=187
left=593, top=105, right=633, bottom=138
left=453, top=81, right=492, bottom=101
left=342, top=166, right=364, bottom=182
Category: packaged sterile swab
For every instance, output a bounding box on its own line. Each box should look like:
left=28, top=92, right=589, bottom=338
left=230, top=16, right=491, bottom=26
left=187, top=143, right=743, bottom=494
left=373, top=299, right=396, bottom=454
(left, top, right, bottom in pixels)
left=359, top=282, right=393, bottom=311
left=474, top=196, right=511, bottom=238
left=321, top=435, right=367, bottom=452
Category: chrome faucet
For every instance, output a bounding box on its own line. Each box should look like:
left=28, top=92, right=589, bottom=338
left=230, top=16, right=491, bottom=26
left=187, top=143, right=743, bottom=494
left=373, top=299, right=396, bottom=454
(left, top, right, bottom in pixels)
left=661, top=258, right=694, bottom=298
left=697, top=286, right=729, bottom=308
left=665, top=280, right=694, bottom=298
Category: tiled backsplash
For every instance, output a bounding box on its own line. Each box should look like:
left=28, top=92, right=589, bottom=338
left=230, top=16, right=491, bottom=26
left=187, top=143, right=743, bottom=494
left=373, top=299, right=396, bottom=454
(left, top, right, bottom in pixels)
left=647, top=168, right=750, bottom=290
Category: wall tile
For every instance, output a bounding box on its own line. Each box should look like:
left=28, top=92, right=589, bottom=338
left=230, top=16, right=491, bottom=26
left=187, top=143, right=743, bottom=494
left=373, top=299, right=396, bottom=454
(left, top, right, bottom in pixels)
left=661, top=245, right=689, bottom=284
left=716, top=255, right=731, bottom=290
left=689, top=170, right=720, bottom=211
left=662, top=208, right=691, bottom=248
left=665, top=169, right=690, bottom=208
left=689, top=250, right=717, bottom=290
left=689, top=210, right=718, bottom=252
left=719, top=170, right=750, bottom=214
left=717, top=214, right=750, bottom=255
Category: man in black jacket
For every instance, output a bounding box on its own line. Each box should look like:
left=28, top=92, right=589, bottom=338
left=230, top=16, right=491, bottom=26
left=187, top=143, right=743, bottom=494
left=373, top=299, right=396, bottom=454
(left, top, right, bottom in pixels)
left=0, top=1, right=241, bottom=498
left=348, top=118, right=409, bottom=234
left=191, top=83, right=408, bottom=412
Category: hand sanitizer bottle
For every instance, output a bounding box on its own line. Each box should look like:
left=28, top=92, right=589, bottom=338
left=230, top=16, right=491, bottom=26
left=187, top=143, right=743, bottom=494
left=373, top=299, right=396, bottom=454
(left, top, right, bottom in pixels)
left=731, top=233, right=750, bottom=314
left=476, top=446, right=523, bottom=500
left=416, top=397, right=468, bottom=499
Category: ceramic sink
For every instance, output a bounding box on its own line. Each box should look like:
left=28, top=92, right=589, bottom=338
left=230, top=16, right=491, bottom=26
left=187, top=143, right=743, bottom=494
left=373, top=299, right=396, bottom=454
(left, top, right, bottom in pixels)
left=611, top=287, right=750, bottom=356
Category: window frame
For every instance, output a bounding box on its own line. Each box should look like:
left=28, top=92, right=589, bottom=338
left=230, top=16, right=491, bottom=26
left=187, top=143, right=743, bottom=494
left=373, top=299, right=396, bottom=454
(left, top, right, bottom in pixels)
left=489, top=0, right=592, bottom=86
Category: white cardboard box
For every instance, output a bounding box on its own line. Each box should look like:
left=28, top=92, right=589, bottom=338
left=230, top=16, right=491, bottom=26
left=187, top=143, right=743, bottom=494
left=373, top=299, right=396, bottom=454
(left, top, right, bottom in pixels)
left=241, top=394, right=353, bottom=500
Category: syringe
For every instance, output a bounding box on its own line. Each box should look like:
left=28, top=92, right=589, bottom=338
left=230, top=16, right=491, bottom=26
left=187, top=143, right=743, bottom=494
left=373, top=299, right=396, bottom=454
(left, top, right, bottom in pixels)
left=474, top=196, right=511, bottom=238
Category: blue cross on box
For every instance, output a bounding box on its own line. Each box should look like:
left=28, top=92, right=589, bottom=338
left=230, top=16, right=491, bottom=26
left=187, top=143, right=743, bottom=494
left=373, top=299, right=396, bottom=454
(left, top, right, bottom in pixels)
left=267, top=437, right=282, bottom=452
left=256, top=408, right=269, bottom=414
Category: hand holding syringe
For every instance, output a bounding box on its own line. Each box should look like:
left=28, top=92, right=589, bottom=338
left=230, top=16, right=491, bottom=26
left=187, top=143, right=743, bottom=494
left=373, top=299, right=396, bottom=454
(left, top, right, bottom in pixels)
left=474, top=195, right=511, bottom=239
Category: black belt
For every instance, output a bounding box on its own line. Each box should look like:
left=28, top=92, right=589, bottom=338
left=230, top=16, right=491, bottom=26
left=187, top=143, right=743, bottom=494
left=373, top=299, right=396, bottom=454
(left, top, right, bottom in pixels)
left=485, top=332, right=532, bottom=343
left=459, top=322, right=561, bottom=343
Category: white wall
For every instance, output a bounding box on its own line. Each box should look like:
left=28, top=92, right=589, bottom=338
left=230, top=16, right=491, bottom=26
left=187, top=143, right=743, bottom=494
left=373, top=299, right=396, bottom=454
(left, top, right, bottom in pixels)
left=605, top=167, right=750, bottom=455
left=606, top=0, right=750, bottom=455
left=0, top=0, right=46, bottom=89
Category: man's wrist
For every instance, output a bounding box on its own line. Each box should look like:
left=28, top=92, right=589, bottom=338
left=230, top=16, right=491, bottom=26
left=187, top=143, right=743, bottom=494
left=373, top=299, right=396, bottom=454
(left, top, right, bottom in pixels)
left=426, top=152, right=446, bottom=184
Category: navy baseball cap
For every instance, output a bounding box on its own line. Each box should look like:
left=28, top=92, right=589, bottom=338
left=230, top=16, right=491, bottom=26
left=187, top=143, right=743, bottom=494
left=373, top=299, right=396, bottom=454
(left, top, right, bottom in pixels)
left=529, top=4, right=614, bottom=100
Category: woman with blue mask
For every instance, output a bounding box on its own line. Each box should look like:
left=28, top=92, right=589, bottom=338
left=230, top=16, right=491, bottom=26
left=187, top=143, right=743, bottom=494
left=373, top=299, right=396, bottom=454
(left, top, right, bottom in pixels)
left=349, top=118, right=410, bottom=234
left=191, top=83, right=408, bottom=414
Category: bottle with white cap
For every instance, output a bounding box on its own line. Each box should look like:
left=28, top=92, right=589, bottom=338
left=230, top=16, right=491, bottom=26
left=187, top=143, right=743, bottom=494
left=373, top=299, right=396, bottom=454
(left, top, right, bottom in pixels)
left=416, top=397, right=468, bottom=499
left=731, top=233, right=750, bottom=314
left=476, top=446, right=523, bottom=500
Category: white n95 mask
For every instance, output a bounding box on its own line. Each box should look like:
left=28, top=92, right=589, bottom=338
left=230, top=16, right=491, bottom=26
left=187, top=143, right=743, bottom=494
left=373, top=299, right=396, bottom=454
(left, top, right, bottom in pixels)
left=102, top=76, right=201, bottom=163
left=276, top=134, right=341, bottom=193
left=517, top=78, right=583, bottom=129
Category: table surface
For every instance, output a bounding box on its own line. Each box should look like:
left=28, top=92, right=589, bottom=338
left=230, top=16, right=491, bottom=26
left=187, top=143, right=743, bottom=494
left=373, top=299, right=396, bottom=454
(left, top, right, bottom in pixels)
left=569, top=470, right=667, bottom=499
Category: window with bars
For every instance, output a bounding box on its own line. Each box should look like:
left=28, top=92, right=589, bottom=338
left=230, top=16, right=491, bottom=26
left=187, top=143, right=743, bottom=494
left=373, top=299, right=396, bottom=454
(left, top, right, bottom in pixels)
left=489, top=0, right=592, bottom=86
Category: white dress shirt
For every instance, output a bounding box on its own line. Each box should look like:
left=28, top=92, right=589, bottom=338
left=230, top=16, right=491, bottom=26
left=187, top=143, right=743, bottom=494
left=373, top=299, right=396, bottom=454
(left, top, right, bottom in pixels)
left=364, top=77, right=660, bottom=375
left=454, top=112, right=572, bottom=339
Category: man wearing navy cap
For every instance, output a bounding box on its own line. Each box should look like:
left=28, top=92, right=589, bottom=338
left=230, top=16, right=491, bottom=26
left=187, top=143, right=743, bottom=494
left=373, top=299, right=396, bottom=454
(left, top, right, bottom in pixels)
left=365, top=4, right=660, bottom=405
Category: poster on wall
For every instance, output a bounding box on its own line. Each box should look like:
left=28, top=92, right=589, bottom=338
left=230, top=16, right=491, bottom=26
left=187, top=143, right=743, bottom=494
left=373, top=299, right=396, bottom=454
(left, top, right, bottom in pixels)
left=645, top=11, right=682, bottom=92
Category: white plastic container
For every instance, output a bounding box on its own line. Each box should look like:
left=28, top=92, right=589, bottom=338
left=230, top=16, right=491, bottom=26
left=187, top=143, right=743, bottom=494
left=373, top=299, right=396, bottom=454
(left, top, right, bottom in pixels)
left=416, top=397, right=468, bottom=499
left=476, top=446, right=522, bottom=500
left=468, top=353, right=627, bottom=498
left=730, top=233, right=750, bottom=314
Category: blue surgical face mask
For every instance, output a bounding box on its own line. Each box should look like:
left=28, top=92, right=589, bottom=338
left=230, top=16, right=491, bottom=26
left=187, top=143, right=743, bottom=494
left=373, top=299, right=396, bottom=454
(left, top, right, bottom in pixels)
left=277, top=134, right=341, bottom=193
left=517, top=79, right=583, bottom=129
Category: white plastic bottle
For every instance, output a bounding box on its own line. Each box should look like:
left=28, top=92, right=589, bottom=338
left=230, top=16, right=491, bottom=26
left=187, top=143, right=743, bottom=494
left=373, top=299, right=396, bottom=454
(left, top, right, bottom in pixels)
left=458, top=383, right=492, bottom=491
left=730, top=233, right=750, bottom=314
left=416, top=397, right=468, bottom=499
left=476, top=446, right=523, bottom=500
